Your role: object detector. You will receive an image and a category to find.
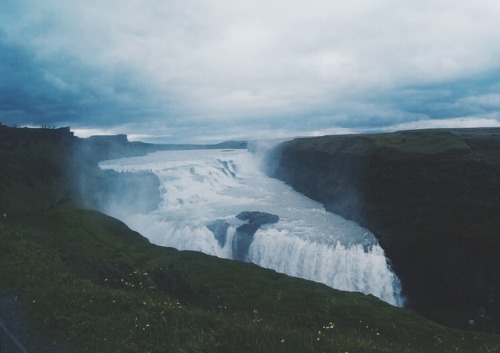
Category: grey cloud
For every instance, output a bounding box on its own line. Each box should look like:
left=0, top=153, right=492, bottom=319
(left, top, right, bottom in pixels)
left=0, top=29, right=178, bottom=129
left=1, top=1, right=500, bottom=142
left=0, top=34, right=78, bottom=124
left=386, top=70, right=500, bottom=120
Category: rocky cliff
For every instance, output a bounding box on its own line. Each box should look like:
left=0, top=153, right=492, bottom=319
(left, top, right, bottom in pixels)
left=270, top=128, right=500, bottom=332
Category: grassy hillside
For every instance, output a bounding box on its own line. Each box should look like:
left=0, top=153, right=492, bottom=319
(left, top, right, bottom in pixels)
left=1, top=125, right=499, bottom=352
left=272, top=128, right=500, bottom=333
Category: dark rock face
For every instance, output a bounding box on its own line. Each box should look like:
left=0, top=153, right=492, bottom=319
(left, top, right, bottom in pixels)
left=207, top=212, right=280, bottom=261
left=207, top=220, right=230, bottom=247
left=79, top=170, right=161, bottom=215
left=236, top=211, right=280, bottom=226
left=233, top=211, right=279, bottom=261
left=232, top=223, right=260, bottom=261
left=270, top=129, right=500, bottom=332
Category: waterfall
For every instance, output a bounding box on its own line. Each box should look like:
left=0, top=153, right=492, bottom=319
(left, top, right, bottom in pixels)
left=99, top=148, right=404, bottom=306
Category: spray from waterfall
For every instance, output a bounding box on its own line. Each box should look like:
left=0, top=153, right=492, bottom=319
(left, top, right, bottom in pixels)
left=99, top=147, right=405, bottom=306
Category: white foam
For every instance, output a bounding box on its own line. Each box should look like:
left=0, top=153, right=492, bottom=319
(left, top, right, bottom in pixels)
left=100, top=149, right=404, bottom=306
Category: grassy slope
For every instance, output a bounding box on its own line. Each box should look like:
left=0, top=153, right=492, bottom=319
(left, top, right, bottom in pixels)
left=1, top=126, right=499, bottom=352
left=2, top=210, right=499, bottom=353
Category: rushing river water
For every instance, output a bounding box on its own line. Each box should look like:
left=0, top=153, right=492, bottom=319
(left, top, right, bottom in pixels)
left=100, top=148, right=404, bottom=306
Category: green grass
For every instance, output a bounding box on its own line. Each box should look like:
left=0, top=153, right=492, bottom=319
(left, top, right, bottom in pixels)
left=1, top=208, right=499, bottom=353
left=288, top=130, right=472, bottom=157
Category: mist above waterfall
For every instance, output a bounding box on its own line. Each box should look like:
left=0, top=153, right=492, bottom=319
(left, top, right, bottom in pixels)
left=99, top=147, right=404, bottom=306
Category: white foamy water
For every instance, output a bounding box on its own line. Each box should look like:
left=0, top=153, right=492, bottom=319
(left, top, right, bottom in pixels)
left=100, top=148, right=404, bottom=306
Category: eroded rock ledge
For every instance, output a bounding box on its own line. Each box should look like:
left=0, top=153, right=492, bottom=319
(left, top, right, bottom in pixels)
left=207, top=211, right=280, bottom=261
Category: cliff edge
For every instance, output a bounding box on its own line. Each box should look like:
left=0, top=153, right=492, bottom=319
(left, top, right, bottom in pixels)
left=271, top=128, right=500, bottom=332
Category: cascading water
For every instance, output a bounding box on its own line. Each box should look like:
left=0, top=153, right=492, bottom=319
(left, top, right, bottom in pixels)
left=99, top=148, right=404, bottom=306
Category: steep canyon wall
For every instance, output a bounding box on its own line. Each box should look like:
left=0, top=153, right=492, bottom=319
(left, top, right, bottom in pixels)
left=270, top=129, right=500, bottom=331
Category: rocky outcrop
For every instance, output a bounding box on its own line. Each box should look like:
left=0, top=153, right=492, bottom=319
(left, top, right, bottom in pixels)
left=206, top=212, right=279, bottom=261
left=233, top=211, right=279, bottom=261
left=79, top=170, right=162, bottom=215
left=76, top=134, right=248, bottom=165
left=75, top=134, right=156, bottom=163
left=235, top=211, right=280, bottom=226
left=72, top=134, right=163, bottom=215
left=207, top=220, right=230, bottom=247
left=270, top=128, right=500, bottom=332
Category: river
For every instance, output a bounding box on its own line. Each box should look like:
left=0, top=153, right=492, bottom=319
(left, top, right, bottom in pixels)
left=99, top=148, right=404, bottom=306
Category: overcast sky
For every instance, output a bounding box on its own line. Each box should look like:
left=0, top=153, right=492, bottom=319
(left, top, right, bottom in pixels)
left=1, top=0, right=500, bottom=143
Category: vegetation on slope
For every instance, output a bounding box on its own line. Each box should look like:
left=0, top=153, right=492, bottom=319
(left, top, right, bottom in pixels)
left=1, top=125, right=499, bottom=352
left=2, top=209, right=499, bottom=352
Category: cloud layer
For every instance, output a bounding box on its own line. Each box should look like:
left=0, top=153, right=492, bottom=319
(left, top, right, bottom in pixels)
left=1, top=0, right=500, bottom=142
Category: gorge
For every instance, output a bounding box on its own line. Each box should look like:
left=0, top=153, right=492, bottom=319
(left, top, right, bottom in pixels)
left=2, top=124, right=499, bottom=353
left=98, top=148, right=404, bottom=307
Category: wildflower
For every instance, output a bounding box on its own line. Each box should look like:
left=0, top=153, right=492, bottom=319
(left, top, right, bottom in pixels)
left=323, top=322, right=335, bottom=330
